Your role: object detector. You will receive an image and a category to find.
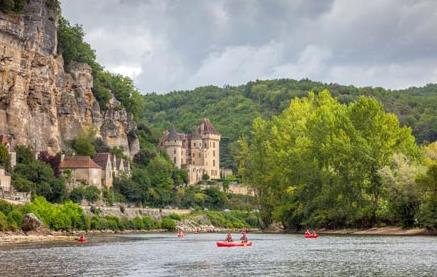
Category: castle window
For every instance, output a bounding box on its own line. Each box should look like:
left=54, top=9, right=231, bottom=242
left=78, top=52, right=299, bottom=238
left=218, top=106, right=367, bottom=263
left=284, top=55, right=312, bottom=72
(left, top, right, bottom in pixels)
left=213, top=142, right=216, bottom=148
left=173, top=149, right=176, bottom=154
left=194, top=142, right=196, bottom=147
left=198, top=153, right=201, bottom=158
left=213, top=160, right=215, bottom=166
left=213, top=151, right=215, bottom=157
left=173, top=157, right=176, bottom=163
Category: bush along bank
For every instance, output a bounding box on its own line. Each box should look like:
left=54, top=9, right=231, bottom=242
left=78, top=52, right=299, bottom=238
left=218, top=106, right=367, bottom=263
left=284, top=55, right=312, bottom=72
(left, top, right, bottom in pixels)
left=0, top=197, right=261, bottom=234
left=0, top=197, right=175, bottom=233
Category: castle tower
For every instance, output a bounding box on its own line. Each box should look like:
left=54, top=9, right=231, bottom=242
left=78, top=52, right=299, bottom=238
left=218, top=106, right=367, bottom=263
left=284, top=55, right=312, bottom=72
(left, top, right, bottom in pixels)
left=196, top=118, right=221, bottom=179
left=163, top=128, right=183, bottom=168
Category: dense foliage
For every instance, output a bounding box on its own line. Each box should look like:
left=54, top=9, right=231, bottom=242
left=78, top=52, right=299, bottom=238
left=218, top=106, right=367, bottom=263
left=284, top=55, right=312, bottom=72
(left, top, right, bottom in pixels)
left=0, top=197, right=181, bottom=232
left=12, top=145, right=66, bottom=203
left=141, top=81, right=437, bottom=169
left=236, top=90, right=437, bottom=230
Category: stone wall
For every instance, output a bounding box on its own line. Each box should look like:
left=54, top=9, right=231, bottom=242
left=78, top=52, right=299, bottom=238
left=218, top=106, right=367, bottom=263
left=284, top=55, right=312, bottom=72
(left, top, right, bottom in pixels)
left=82, top=205, right=191, bottom=220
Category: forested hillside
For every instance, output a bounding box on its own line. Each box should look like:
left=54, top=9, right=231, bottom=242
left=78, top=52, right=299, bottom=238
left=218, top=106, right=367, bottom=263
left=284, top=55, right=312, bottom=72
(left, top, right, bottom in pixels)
left=141, top=80, right=437, bottom=169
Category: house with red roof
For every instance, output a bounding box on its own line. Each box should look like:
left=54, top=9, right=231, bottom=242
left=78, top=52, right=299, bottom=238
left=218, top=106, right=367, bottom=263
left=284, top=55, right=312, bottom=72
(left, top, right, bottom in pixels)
left=59, top=156, right=102, bottom=190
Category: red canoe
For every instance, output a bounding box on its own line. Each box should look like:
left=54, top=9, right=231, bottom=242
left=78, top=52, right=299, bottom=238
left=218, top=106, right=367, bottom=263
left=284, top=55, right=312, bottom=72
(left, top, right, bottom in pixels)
left=304, top=234, right=318, bottom=239
left=216, top=241, right=253, bottom=247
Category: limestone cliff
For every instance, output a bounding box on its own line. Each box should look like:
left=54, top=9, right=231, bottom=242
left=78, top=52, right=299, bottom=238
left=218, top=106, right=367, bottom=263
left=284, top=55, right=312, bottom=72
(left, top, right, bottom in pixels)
left=0, top=0, right=139, bottom=157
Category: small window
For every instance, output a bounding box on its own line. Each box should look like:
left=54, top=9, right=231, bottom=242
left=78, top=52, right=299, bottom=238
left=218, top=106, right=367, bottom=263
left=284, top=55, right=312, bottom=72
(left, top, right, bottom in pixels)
left=173, top=157, right=176, bottom=163
left=198, top=153, right=201, bottom=158
left=213, top=150, right=215, bottom=157
left=173, top=149, right=176, bottom=154
left=213, top=160, right=215, bottom=166
left=213, top=142, right=216, bottom=147
left=194, top=142, right=196, bottom=147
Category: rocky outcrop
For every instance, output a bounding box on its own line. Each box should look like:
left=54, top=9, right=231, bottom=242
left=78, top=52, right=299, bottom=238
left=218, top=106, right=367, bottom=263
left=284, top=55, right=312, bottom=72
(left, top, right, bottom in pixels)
left=21, top=213, right=50, bottom=234
left=0, top=0, right=139, bottom=157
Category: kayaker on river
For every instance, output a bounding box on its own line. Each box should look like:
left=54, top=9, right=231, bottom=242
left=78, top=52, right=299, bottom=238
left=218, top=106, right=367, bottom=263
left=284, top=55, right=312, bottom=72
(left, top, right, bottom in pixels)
left=240, top=232, right=248, bottom=243
left=225, top=232, right=233, bottom=242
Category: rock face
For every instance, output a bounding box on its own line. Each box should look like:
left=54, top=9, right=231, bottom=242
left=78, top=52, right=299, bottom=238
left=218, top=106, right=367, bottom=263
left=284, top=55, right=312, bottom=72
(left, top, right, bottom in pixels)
left=21, top=213, right=49, bottom=234
left=0, top=0, right=139, bottom=157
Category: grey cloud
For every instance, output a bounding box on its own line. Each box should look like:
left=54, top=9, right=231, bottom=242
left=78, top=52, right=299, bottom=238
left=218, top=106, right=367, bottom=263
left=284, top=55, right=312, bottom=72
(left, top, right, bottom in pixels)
left=61, top=0, right=437, bottom=93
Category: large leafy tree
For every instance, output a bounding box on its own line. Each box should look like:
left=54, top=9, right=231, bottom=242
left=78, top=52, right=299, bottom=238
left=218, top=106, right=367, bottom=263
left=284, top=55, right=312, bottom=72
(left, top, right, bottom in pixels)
left=238, top=90, right=420, bottom=229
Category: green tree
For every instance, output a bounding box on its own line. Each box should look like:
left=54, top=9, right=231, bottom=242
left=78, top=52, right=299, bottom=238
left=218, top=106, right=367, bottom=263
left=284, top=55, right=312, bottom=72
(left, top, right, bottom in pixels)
left=238, top=90, right=420, bottom=229
left=378, top=154, right=421, bottom=227
left=0, top=144, right=10, bottom=171
left=15, top=145, right=35, bottom=165
left=72, top=128, right=96, bottom=156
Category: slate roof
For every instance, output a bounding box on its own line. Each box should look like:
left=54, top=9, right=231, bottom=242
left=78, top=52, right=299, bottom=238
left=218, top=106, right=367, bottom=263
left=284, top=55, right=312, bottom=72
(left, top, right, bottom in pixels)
left=93, top=153, right=111, bottom=169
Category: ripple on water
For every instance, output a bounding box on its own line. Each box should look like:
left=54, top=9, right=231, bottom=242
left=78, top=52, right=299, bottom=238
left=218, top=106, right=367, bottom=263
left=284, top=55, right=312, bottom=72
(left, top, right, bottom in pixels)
left=0, top=234, right=436, bottom=276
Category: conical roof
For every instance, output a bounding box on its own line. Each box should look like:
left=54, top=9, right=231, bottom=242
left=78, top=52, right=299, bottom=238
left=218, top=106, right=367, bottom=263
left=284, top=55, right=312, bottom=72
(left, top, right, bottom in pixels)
left=168, top=127, right=179, bottom=140
left=196, top=118, right=219, bottom=135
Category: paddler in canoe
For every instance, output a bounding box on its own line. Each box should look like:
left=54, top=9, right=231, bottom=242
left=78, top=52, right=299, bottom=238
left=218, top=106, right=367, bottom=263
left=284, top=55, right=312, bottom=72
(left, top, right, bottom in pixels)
left=225, top=232, right=233, bottom=242
left=240, top=231, right=248, bottom=243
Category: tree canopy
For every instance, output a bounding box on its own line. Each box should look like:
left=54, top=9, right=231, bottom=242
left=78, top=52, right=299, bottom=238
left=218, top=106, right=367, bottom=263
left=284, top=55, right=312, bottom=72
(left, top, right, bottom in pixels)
left=236, top=90, right=427, bottom=229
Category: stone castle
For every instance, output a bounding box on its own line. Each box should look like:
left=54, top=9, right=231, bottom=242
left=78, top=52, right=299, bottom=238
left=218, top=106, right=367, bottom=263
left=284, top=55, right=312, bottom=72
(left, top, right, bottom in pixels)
left=160, top=118, right=220, bottom=185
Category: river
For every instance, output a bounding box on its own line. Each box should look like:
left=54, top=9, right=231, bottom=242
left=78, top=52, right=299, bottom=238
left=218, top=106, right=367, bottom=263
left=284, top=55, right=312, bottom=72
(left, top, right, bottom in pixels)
left=0, top=233, right=436, bottom=276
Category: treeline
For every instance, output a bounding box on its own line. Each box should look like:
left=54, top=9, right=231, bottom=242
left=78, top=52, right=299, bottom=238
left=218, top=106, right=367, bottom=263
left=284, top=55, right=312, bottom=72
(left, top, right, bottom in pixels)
left=141, top=80, right=437, bottom=169
left=0, top=140, right=253, bottom=211
left=237, top=90, right=437, bottom=230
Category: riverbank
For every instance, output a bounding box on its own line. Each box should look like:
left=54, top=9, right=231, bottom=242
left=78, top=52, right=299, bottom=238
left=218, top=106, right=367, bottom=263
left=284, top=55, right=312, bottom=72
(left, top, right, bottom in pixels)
left=316, top=226, right=437, bottom=236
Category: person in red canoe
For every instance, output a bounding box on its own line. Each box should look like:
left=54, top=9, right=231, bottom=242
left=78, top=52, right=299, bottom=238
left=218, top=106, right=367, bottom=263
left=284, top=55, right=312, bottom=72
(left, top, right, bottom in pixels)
left=305, top=229, right=311, bottom=235
left=225, top=232, right=233, bottom=242
left=240, top=231, right=248, bottom=243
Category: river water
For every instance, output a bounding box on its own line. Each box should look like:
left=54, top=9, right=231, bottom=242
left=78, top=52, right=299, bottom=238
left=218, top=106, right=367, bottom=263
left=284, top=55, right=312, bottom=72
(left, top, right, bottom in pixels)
left=0, top=233, right=436, bottom=276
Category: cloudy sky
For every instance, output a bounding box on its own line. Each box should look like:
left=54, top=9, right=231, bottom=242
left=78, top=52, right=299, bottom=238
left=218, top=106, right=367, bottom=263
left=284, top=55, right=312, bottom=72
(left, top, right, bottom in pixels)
left=61, top=0, right=437, bottom=93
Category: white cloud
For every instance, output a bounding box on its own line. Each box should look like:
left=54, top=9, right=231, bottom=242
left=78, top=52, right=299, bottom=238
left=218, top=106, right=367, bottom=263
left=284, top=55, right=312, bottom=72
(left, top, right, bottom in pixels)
left=61, top=0, right=437, bottom=93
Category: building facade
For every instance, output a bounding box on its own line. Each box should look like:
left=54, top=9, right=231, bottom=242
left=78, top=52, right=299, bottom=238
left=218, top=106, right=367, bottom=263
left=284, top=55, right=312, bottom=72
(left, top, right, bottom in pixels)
left=160, top=118, right=221, bottom=185
left=59, top=156, right=102, bottom=190
left=93, top=153, right=113, bottom=189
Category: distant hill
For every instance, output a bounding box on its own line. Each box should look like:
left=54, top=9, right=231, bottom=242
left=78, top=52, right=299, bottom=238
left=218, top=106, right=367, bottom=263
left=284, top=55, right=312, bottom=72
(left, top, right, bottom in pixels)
left=140, top=79, right=437, bottom=169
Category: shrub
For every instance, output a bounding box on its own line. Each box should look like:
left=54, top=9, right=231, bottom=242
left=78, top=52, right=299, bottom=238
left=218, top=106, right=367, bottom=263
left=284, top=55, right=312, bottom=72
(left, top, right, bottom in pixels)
left=142, top=216, right=158, bottom=229
left=130, top=217, right=144, bottom=230
left=167, top=213, right=182, bottom=221
left=161, top=217, right=176, bottom=231
left=0, top=211, right=9, bottom=231
left=7, top=209, right=23, bottom=228
left=0, top=200, right=13, bottom=215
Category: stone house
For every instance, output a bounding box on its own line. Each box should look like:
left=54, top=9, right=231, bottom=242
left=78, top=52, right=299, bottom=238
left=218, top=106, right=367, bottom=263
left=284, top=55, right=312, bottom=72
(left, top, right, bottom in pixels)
left=160, top=118, right=221, bottom=185
left=59, top=156, right=102, bottom=190
left=0, top=167, right=30, bottom=202
left=0, top=167, right=11, bottom=193
left=93, top=153, right=113, bottom=189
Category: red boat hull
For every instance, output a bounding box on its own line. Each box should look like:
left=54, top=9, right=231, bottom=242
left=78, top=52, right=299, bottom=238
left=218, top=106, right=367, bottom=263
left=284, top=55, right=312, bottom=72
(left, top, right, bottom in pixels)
left=304, top=234, right=318, bottom=239
left=216, top=241, right=252, bottom=247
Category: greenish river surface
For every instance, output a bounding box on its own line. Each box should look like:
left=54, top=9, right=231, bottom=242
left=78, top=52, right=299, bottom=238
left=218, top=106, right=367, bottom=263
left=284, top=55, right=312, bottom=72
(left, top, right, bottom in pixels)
left=0, top=233, right=436, bottom=276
